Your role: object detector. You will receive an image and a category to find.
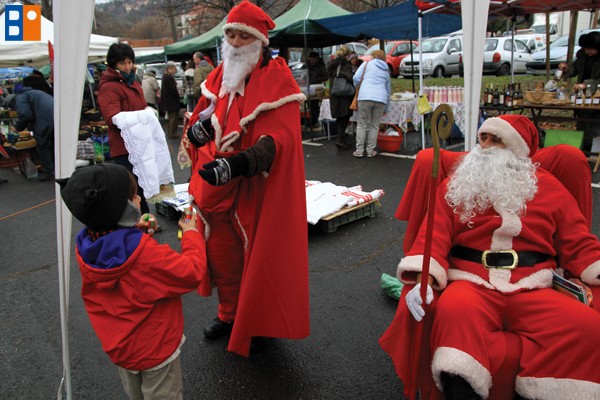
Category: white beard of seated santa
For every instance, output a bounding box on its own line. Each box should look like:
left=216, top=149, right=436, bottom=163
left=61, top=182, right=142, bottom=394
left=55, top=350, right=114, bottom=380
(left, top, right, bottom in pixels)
left=445, top=145, right=538, bottom=225
left=219, top=38, right=263, bottom=98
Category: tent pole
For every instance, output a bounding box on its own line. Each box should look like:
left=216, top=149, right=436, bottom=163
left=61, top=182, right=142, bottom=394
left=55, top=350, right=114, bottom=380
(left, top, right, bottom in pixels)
left=511, top=15, right=515, bottom=84
left=410, top=39, right=415, bottom=94
left=419, top=13, right=425, bottom=150
left=304, top=0, right=313, bottom=140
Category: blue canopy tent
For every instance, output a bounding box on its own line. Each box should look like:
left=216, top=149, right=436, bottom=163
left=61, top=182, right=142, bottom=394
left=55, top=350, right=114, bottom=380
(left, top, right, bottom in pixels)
left=314, top=1, right=461, bottom=41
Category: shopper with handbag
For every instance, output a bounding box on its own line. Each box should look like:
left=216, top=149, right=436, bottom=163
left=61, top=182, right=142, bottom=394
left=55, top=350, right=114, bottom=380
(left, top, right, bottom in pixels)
left=352, top=50, right=390, bottom=158
left=326, top=47, right=355, bottom=149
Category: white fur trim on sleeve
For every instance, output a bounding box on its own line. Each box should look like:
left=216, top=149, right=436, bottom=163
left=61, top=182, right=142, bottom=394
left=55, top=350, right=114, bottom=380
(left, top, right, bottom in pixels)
left=580, top=260, right=600, bottom=286
left=239, top=93, right=307, bottom=131
left=432, top=346, right=492, bottom=399
left=398, top=255, right=448, bottom=290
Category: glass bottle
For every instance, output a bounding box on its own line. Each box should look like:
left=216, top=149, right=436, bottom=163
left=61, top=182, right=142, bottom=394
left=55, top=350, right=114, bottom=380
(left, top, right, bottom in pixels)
left=506, top=84, right=513, bottom=107
left=575, top=88, right=584, bottom=106
left=492, top=85, right=499, bottom=106
left=570, top=85, right=577, bottom=104
left=499, top=85, right=505, bottom=106
left=585, top=84, right=593, bottom=105
left=592, top=87, right=600, bottom=106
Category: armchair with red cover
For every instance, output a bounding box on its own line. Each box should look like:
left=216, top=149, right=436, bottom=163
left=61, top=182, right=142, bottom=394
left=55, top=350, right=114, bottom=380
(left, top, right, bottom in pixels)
left=379, top=144, right=598, bottom=400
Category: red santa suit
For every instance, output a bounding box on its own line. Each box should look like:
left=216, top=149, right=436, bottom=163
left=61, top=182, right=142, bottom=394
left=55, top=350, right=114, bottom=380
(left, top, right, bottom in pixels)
left=187, top=55, right=309, bottom=357
left=380, top=116, right=600, bottom=400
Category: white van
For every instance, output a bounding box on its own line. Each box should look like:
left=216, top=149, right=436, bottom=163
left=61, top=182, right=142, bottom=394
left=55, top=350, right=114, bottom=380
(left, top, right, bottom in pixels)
left=399, top=35, right=462, bottom=78
left=511, top=33, right=546, bottom=52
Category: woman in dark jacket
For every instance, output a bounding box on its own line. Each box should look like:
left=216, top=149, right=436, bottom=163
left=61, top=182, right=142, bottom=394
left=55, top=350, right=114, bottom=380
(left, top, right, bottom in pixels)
left=98, top=43, right=150, bottom=213
left=326, top=47, right=354, bottom=149
left=160, top=61, right=181, bottom=139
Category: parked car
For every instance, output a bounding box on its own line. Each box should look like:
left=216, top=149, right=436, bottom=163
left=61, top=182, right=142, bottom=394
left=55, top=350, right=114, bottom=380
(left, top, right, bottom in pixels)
left=360, top=40, right=418, bottom=77
left=510, top=33, right=546, bottom=53
left=482, top=37, right=533, bottom=75
left=526, top=29, right=600, bottom=75
left=322, top=42, right=368, bottom=61
left=399, top=34, right=463, bottom=78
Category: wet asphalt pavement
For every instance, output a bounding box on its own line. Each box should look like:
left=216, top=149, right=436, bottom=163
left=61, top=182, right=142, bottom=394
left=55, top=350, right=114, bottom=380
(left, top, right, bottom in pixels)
left=2, top=121, right=600, bottom=399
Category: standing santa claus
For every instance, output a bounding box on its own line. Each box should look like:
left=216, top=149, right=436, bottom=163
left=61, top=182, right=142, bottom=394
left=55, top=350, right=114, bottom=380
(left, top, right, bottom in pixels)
left=185, top=0, right=309, bottom=357
left=382, top=115, right=600, bottom=399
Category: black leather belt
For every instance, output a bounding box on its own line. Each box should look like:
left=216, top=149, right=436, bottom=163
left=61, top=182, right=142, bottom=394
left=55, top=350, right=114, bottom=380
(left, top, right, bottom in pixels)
left=450, top=246, right=551, bottom=270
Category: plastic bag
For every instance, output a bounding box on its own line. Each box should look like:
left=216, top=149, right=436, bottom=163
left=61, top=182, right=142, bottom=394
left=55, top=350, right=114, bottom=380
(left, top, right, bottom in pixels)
left=381, top=273, right=404, bottom=300
left=417, top=94, right=432, bottom=115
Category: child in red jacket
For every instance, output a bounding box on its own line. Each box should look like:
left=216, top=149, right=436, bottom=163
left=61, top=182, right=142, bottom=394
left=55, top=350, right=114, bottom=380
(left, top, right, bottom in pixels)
left=57, top=164, right=206, bottom=400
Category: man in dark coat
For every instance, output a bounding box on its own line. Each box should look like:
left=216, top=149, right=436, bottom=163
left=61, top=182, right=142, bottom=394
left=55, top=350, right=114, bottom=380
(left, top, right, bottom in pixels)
left=160, top=61, right=181, bottom=139
left=558, top=31, right=600, bottom=151
left=307, top=51, right=328, bottom=128
left=7, top=88, right=54, bottom=181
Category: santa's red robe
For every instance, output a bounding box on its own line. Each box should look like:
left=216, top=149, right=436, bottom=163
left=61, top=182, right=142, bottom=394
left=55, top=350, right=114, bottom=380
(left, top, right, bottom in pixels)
left=187, top=57, right=309, bottom=357
left=380, top=146, right=600, bottom=399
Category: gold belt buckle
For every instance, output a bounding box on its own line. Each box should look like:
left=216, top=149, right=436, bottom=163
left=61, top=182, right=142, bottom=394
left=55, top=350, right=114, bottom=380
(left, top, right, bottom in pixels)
left=482, top=250, right=518, bottom=270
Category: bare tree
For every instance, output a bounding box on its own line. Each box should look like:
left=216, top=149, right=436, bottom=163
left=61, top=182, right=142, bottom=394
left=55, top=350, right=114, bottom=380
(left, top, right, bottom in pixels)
left=339, top=0, right=404, bottom=12
left=153, top=0, right=297, bottom=40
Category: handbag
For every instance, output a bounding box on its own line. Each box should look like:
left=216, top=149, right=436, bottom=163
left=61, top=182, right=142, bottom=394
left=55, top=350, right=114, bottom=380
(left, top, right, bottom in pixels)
left=330, top=64, right=355, bottom=97
left=350, top=62, right=368, bottom=111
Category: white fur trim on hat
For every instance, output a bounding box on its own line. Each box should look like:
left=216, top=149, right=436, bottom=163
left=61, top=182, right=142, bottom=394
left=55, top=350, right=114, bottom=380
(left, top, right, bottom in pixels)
left=478, top=117, right=530, bottom=157
left=223, top=22, right=269, bottom=46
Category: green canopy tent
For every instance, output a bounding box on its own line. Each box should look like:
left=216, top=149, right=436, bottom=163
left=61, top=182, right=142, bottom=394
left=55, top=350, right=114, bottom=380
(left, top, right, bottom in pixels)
left=269, top=0, right=354, bottom=48
left=164, top=17, right=227, bottom=58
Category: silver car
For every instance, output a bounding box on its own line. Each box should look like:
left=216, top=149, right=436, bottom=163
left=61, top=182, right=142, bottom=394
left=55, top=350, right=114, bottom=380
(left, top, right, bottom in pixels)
left=399, top=35, right=462, bottom=78
left=482, top=37, right=533, bottom=75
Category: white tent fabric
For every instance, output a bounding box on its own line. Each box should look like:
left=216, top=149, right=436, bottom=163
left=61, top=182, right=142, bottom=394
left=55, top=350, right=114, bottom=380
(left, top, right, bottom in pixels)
left=0, top=7, right=116, bottom=68
left=53, top=1, right=96, bottom=398
left=461, top=0, right=489, bottom=150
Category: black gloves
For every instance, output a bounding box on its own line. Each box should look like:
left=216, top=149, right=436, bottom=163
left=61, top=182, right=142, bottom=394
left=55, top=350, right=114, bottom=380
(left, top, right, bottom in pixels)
left=187, top=118, right=214, bottom=148
left=198, top=153, right=249, bottom=186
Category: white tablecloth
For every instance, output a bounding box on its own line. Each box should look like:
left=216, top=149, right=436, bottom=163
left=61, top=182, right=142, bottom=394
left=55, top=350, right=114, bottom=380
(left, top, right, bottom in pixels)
left=319, top=99, right=466, bottom=136
left=429, top=102, right=465, bottom=135
left=319, top=99, right=421, bottom=133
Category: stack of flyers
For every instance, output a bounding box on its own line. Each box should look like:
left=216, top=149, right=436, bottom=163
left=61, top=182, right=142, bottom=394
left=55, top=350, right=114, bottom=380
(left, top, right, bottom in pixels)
left=552, top=270, right=594, bottom=306
left=162, top=183, right=190, bottom=211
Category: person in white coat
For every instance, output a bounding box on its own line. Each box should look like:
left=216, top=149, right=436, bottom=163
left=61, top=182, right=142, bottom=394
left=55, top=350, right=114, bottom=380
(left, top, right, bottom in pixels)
left=352, top=50, right=390, bottom=158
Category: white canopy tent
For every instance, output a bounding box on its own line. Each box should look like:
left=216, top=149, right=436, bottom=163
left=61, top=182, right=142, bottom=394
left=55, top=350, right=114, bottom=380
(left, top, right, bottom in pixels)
left=52, top=1, right=98, bottom=398
left=0, top=8, right=116, bottom=68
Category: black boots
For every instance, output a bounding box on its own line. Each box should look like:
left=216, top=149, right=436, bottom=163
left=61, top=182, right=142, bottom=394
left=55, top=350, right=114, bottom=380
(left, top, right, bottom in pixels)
left=440, top=372, right=482, bottom=400
left=203, top=317, right=233, bottom=339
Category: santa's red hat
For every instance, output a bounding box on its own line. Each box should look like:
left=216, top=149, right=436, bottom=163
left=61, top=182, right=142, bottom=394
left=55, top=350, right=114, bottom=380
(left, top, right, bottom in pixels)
left=223, top=1, right=275, bottom=46
left=477, top=115, right=539, bottom=157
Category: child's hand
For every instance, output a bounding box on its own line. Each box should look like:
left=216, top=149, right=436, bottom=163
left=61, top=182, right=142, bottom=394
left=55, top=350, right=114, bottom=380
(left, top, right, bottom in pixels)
left=178, top=210, right=197, bottom=233
left=138, top=213, right=158, bottom=235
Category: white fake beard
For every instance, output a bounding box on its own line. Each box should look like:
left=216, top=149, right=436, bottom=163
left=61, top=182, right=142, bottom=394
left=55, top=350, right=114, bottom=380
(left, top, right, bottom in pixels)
left=219, top=39, right=262, bottom=97
left=445, top=146, right=538, bottom=224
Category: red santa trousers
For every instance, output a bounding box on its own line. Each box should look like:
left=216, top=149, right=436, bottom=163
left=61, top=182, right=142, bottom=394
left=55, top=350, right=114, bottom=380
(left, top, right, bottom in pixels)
left=431, top=280, right=600, bottom=399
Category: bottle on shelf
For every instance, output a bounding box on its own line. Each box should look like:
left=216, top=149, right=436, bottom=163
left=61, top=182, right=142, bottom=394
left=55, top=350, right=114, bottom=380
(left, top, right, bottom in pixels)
left=570, top=85, right=577, bottom=104
left=592, top=88, right=600, bottom=106
left=514, top=83, right=522, bottom=105
left=575, top=88, right=584, bottom=106
left=492, top=85, right=500, bottom=106
left=486, top=84, right=494, bottom=105
left=506, top=84, right=513, bottom=107
left=585, top=84, right=593, bottom=105
left=499, top=85, right=505, bottom=106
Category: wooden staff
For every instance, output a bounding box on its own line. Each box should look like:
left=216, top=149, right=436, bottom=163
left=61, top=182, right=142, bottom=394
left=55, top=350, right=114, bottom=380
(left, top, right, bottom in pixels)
left=408, top=104, right=453, bottom=399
